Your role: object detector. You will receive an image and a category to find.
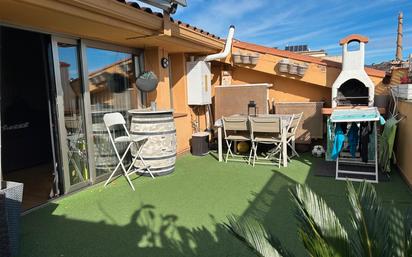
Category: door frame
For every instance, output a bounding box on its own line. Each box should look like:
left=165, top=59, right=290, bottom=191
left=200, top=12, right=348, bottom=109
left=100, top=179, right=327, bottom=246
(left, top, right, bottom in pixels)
left=0, top=26, right=62, bottom=194
left=51, top=36, right=91, bottom=193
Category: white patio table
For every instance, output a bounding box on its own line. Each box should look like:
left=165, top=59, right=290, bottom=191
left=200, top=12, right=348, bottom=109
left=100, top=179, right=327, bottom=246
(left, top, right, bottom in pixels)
left=214, top=114, right=293, bottom=167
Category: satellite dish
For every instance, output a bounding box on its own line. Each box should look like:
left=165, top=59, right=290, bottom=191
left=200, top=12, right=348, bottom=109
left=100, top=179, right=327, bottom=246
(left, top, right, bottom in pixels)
left=136, top=71, right=159, bottom=92
left=138, top=0, right=187, bottom=14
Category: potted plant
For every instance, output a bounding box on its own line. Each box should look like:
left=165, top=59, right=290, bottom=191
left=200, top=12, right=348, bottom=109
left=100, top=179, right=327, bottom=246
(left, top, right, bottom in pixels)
left=288, top=62, right=298, bottom=75
left=278, top=59, right=289, bottom=73
left=241, top=53, right=251, bottom=64
left=250, top=53, right=260, bottom=65
left=0, top=177, right=23, bottom=257
left=396, top=72, right=412, bottom=100
left=297, top=63, right=309, bottom=76
left=232, top=51, right=242, bottom=64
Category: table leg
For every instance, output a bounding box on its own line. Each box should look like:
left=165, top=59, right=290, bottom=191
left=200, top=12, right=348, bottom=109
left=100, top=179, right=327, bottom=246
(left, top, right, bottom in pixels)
left=282, top=126, right=287, bottom=167
left=218, top=126, right=223, bottom=162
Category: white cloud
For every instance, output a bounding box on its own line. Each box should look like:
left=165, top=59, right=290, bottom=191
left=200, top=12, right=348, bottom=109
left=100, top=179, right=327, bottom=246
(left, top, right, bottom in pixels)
left=172, top=0, right=412, bottom=62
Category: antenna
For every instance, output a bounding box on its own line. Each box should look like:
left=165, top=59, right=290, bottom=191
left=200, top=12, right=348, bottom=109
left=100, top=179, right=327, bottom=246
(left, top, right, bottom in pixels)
left=138, top=0, right=187, bottom=14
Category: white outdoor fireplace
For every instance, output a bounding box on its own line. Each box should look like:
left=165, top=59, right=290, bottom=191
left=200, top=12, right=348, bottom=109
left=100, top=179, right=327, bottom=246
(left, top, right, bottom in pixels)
left=332, top=35, right=375, bottom=108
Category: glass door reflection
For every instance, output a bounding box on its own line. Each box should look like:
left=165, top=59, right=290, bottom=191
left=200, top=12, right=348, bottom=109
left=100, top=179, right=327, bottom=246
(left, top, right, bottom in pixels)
left=86, top=47, right=139, bottom=178
left=55, top=41, right=89, bottom=190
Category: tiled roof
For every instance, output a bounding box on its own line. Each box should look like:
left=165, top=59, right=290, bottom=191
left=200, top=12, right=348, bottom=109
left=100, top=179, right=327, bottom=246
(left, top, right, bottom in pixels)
left=116, top=0, right=221, bottom=40
left=339, top=34, right=369, bottom=45
left=233, top=40, right=385, bottom=78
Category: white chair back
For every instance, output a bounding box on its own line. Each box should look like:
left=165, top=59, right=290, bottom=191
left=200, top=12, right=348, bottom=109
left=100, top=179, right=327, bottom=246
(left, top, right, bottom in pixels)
left=222, top=116, right=249, bottom=138
left=249, top=116, right=282, bottom=139
left=287, top=112, right=303, bottom=135
left=103, top=112, right=130, bottom=142
left=103, top=112, right=126, bottom=128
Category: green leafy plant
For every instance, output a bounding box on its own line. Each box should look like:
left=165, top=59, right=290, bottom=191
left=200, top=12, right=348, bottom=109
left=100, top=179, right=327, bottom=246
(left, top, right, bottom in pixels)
left=225, top=182, right=412, bottom=257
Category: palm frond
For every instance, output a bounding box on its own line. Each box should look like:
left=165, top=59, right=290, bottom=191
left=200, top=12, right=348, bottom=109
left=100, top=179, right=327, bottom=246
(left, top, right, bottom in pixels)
left=347, top=181, right=391, bottom=257
left=225, top=215, right=291, bottom=257
left=290, top=184, right=350, bottom=257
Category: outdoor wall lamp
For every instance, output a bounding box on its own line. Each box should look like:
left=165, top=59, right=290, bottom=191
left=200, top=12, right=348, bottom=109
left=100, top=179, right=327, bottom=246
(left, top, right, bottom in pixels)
left=248, top=100, right=257, bottom=117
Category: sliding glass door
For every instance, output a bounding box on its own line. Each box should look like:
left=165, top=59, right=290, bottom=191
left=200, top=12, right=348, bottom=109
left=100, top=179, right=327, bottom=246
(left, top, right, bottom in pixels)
left=52, top=37, right=90, bottom=193
left=84, top=44, right=140, bottom=180
left=51, top=37, right=142, bottom=191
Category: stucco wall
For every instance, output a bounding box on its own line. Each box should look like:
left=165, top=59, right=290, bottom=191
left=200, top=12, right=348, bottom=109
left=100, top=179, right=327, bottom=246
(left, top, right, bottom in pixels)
left=147, top=48, right=386, bottom=155
left=231, top=67, right=332, bottom=108
left=396, top=100, right=412, bottom=187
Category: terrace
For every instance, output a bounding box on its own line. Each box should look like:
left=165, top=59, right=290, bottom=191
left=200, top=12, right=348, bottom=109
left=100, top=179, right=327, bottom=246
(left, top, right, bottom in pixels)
left=19, top=153, right=412, bottom=257
left=0, top=1, right=412, bottom=257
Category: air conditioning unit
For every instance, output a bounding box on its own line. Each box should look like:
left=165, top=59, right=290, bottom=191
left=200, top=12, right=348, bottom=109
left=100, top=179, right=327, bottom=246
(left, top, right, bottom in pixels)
left=186, top=60, right=212, bottom=105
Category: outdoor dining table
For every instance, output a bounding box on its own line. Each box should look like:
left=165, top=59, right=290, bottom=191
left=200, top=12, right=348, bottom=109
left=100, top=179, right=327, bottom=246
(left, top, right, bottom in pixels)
left=214, top=114, right=293, bottom=167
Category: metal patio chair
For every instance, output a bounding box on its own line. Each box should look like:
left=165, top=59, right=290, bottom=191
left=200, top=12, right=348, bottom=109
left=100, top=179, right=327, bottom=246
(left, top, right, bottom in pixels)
left=103, top=112, right=154, bottom=191
left=249, top=116, right=283, bottom=167
left=286, top=112, right=303, bottom=159
left=222, top=116, right=252, bottom=163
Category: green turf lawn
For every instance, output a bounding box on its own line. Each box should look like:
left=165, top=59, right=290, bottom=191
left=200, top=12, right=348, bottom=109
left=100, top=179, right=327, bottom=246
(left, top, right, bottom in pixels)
left=19, top=153, right=412, bottom=257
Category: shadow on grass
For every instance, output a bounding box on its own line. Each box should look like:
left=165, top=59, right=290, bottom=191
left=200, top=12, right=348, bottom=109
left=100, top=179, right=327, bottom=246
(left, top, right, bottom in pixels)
left=19, top=202, right=253, bottom=257
left=19, top=154, right=412, bottom=257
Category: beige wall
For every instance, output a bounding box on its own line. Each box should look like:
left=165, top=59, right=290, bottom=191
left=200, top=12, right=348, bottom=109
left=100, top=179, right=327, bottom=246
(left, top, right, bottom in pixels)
left=231, top=66, right=332, bottom=108
left=396, top=100, right=412, bottom=187
left=145, top=47, right=386, bottom=155
left=144, top=47, right=171, bottom=110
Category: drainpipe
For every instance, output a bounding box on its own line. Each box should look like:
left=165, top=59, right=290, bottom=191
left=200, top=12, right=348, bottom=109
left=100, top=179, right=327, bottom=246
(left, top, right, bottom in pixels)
left=204, top=25, right=235, bottom=62
left=203, top=25, right=235, bottom=133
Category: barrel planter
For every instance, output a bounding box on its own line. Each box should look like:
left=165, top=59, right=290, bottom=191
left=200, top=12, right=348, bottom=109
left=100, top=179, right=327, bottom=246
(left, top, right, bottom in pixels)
left=129, top=109, right=176, bottom=176
left=91, top=110, right=129, bottom=177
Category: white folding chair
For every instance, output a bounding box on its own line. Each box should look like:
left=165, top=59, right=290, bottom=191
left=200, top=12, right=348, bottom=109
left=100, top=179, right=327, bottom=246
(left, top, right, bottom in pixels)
left=286, top=113, right=303, bottom=159
left=103, top=112, right=154, bottom=191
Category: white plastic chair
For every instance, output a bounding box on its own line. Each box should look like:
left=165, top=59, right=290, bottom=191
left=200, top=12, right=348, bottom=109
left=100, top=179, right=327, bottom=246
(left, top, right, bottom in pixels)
left=103, top=112, right=154, bottom=191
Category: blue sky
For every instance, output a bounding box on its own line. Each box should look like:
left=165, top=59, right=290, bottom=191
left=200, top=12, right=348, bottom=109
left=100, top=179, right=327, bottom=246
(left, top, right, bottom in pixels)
left=139, top=0, right=412, bottom=64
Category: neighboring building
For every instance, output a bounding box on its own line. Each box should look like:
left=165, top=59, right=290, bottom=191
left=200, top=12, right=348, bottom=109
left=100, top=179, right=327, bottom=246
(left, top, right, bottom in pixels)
left=284, top=44, right=327, bottom=58
left=322, top=55, right=343, bottom=63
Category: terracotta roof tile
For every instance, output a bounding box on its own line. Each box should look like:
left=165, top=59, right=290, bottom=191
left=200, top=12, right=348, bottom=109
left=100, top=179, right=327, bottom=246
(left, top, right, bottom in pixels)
left=339, top=34, right=369, bottom=45
left=233, top=40, right=385, bottom=78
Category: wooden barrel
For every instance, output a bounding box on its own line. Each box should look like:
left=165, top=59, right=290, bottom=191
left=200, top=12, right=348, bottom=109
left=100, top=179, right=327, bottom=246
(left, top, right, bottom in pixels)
left=91, top=110, right=129, bottom=177
left=129, top=109, right=176, bottom=176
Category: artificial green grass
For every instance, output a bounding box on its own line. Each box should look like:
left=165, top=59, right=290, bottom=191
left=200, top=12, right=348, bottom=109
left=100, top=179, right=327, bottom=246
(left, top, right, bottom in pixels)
left=19, top=153, right=412, bottom=257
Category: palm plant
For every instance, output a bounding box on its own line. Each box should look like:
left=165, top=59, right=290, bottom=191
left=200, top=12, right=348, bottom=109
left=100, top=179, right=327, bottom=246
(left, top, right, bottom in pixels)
left=225, top=182, right=412, bottom=257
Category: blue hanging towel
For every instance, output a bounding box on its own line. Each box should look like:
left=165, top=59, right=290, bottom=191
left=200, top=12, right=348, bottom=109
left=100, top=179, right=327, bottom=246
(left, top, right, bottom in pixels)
left=331, top=123, right=345, bottom=160
left=347, top=122, right=359, bottom=157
